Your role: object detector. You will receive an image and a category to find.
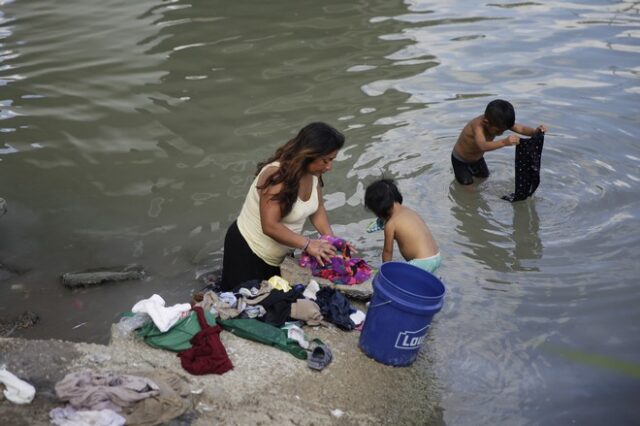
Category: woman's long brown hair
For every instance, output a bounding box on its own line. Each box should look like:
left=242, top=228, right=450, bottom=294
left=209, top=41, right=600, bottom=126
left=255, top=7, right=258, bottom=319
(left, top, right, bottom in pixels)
left=256, top=122, right=345, bottom=217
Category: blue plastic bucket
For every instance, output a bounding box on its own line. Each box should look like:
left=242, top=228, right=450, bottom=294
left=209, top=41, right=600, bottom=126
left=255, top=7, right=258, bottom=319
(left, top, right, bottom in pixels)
left=359, top=262, right=445, bottom=366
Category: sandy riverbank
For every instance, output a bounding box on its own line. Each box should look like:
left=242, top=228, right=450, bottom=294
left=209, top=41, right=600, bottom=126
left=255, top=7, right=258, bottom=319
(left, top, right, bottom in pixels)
left=0, top=319, right=443, bottom=426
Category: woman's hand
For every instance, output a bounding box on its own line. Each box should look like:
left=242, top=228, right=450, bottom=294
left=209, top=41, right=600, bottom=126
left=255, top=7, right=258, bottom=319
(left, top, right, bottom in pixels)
left=305, top=238, right=336, bottom=267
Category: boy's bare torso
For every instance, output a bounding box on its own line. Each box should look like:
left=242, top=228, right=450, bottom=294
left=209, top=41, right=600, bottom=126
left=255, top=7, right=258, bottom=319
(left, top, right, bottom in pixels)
left=387, top=205, right=439, bottom=261
left=453, top=115, right=494, bottom=162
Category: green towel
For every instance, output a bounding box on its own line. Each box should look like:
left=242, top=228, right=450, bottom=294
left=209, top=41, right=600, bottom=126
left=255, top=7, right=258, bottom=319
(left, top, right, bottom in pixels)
left=218, top=318, right=309, bottom=360
left=136, top=310, right=216, bottom=352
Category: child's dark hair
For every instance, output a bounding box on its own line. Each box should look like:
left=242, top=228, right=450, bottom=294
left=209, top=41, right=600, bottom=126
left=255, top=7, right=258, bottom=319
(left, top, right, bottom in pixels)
left=364, top=179, right=403, bottom=220
left=484, top=99, right=515, bottom=130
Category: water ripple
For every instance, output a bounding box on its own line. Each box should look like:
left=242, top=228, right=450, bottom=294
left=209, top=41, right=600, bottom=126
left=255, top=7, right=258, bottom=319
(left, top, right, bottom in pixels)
left=1, top=0, right=639, bottom=423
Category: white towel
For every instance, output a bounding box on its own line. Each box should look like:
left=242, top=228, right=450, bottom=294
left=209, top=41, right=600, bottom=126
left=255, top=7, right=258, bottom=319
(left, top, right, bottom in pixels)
left=349, top=310, right=366, bottom=326
left=0, top=367, right=36, bottom=404
left=303, top=280, right=320, bottom=301
left=131, top=294, right=191, bottom=332
left=286, top=325, right=310, bottom=349
left=50, top=406, right=125, bottom=426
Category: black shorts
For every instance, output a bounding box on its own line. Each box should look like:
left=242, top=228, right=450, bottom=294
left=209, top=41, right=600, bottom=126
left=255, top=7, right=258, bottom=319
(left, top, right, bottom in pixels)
left=451, top=152, right=490, bottom=185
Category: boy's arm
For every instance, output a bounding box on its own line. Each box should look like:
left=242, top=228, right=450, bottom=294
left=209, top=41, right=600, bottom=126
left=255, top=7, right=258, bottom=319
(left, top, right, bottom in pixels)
left=382, top=223, right=394, bottom=262
left=511, top=123, right=547, bottom=136
left=472, top=122, right=519, bottom=152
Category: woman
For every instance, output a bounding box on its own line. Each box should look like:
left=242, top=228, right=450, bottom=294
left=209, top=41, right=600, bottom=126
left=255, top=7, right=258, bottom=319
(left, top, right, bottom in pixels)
left=220, top=122, right=348, bottom=291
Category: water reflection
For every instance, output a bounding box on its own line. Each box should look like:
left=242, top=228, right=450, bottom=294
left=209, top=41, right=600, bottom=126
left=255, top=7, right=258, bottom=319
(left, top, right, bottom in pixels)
left=0, top=0, right=421, bottom=345
left=449, top=181, right=542, bottom=274
left=511, top=199, right=542, bottom=271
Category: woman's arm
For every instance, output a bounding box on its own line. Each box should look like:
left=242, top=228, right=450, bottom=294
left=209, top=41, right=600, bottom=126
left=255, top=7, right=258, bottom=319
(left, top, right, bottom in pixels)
left=309, top=181, right=359, bottom=254
left=309, top=184, right=333, bottom=236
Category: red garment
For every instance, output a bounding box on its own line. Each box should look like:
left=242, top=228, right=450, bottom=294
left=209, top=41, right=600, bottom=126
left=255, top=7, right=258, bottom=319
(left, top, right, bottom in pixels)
left=177, top=307, right=233, bottom=375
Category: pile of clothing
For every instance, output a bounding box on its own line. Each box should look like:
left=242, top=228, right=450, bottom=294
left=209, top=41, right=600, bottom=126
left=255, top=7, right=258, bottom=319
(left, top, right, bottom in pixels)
left=50, top=370, right=191, bottom=426
left=122, top=275, right=366, bottom=373
left=122, top=294, right=233, bottom=376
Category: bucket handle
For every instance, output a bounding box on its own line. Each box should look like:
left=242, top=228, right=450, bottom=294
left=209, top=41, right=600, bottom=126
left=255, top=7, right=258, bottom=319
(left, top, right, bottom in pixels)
left=368, top=299, right=391, bottom=309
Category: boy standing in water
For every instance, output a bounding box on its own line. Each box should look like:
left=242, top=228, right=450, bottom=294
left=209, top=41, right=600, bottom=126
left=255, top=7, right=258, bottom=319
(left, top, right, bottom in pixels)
left=452, top=99, right=547, bottom=185
left=364, top=179, right=441, bottom=274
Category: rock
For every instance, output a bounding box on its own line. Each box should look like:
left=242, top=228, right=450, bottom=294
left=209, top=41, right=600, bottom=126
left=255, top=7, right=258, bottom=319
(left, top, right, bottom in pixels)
left=331, top=408, right=345, bottom=418
left=280, top=256, right=373, bottom=300
left=0, top=197, right=6, bottom=216
left=89, top=353, right=111, bottom=364
left=0, top=311, right=40, bottom=337
left=61, top=264, right=145, bottom=288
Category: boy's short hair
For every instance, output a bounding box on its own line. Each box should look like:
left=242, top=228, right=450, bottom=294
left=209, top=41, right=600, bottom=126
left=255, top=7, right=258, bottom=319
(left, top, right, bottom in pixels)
left=364, top=179, right=403, bottom=220
left=484, top=99, right=515, bottom=130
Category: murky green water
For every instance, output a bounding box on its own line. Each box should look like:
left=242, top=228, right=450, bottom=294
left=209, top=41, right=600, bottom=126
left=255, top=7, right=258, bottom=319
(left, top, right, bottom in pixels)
left=1, top=0, right=639, bottom=423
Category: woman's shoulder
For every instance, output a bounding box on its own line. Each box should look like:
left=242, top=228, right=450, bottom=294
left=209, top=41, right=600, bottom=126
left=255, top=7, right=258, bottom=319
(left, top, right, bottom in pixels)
left=257, top=161, right=280, bottom=178
left=256, top=163, right=283, bottom=193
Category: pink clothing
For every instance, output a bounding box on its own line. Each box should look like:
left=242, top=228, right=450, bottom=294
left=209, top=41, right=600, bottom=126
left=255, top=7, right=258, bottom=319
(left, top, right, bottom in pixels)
left=299, top=235, right=371, bottom=285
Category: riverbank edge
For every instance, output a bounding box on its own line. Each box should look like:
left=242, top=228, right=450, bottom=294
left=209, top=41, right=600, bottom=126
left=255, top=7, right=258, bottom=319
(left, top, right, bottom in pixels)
left=0, top=321, right=442, bottom=425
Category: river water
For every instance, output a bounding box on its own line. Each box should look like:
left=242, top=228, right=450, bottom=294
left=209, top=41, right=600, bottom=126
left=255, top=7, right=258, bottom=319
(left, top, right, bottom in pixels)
left=1, top=0, right=639, bottom=424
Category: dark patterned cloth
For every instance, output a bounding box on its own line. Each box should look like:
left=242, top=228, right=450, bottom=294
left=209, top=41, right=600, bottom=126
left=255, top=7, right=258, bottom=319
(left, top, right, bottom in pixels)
left=502, top=131, right=545, bottom=202
left=315, top=287, right=356, bottom=331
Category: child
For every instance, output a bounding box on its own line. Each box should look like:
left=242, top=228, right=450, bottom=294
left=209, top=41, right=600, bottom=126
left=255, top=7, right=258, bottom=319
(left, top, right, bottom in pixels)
left=364, top=179, right=441, bottom=274
left=452, top=99, right=547, bottom=185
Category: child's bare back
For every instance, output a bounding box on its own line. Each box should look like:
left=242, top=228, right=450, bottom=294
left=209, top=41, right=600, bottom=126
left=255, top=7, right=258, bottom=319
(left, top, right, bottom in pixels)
left=385, top=204, right=438, bottom=261
left=365, top=179, right=442, bottom=274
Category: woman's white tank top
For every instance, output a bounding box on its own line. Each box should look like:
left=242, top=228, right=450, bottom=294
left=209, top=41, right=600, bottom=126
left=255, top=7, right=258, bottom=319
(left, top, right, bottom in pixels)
left=237, top=161, right=319, bottom=266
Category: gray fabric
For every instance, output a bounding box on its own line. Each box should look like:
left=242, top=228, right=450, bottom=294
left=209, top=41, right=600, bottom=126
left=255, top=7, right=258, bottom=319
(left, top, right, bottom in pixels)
left=55, top=372, right=160, bottom=412
left=197, top=281, right=273, bottom=320
left=241, top=281, right=273, bottom=306
left=124, top=371, right=190, bottom=426
left=195, top=291, right=242, bottom=320
left=290, top=299, right=324, bottom=326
